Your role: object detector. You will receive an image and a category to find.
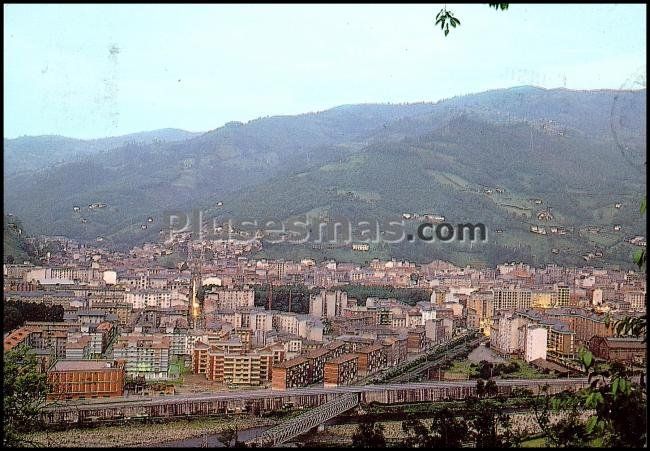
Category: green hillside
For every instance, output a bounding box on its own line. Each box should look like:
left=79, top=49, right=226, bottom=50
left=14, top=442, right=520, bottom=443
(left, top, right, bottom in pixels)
left=3, top=216, right=31, bottom=264
left=3, top=86, right=646, bottom=268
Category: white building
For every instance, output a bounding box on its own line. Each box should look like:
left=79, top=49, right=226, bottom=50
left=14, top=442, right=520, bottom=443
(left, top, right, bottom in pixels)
left=624, top=291, right=646, bottom=312
left=204, top=288, right=254, bottom=312
left=490, top=311, right=526, bottom=356
left=124, top=289, right=186, bottom=309
left=592, top=288, right=603, bottom=306
left=103, top=270, right=117, bottom=285
left=524, top=325, right=548, bottom=362
left=309, top=290, right=348, bottom=319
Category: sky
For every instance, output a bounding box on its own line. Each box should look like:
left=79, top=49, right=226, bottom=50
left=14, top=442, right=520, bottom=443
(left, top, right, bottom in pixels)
left=4, top=3, right=647, bottom=139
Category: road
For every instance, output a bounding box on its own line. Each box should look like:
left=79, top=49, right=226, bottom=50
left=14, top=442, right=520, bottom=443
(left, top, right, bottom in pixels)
left=384, top=336, right=483, bottom=383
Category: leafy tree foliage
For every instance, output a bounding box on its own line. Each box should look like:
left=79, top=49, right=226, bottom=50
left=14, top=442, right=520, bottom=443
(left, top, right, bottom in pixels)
left=532, top=348, right=646, bottom=447
left=402, top=407, right=467, bottom=447
left=401, top=396, right=523, bottom=448
left=3, top=300, right=65, bottom=331
left=529, top=386, right=591, bottom=447
left=616, top=197, right=646, bottom=340
left=476, top=378, right=499, bottom=398
left=219, top=426, right=246, bottom=448
left=466, top=398, right=522, bottom=448
left=435, top=4, right=509, bottom=36
left=351, top=414, right=386, bottom=448
left=578, top=348, right=646, bottom=447
left=3, top=345, right=50, bottom=447
left=333, top=285, right=432, bottom=306
left=253, top=284, right=317, bottom=313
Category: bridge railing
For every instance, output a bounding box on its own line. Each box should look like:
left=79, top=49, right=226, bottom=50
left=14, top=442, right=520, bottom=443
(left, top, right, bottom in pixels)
left=247, top=392, right=359, bottom=447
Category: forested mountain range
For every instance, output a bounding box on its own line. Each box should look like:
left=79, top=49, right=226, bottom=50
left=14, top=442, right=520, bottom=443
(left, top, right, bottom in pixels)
left=4, top=86, right=646, bottom=268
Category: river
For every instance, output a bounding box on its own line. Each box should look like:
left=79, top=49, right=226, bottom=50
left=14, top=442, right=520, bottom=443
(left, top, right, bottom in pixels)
left=155, top=426, right=268, bottom=447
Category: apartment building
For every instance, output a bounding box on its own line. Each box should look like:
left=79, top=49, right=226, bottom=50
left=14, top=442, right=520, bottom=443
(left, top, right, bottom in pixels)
left=356, top=344, right=387, bottom=377
left=493, top=288, right=532, bottom=312
left=512, top=309, right=577, bottom=358
left=205, top=349, right=274, bottom=386
left=381, top=335, right=408, bottom=366
left=490, top=311, right=527, bottom=356
left=531, top=291, right=555, bottom=309
left=324, top=354, right=358, bottom=387
left=541, top=308, right=617, bottom=346
left=249, top=308, right=274, bottom=332
left=407, top=327, right=426, bottom=354
left=309, top=290, right=349, bottom=319
left=204, top=288, right=254, bottom=312
left=111, top=334, right=171, bottom=380
left=623, top=290, right=646, bottom=311
left=124, top=289, right=186, bottom=309
left=272, top=356, right=310, bottom=390
left=88, top=302, right=131, bottom=326
left=524, top=325, right=548, bottom=362
left=466, top=290, right=494, bottom=334
left=556, top=284, right=570, bottom=307
left=5, top=290, right=78, bottom=308
left=4, top=321, right=78, bottom=359
left=424, top=318, right=453, bottom=343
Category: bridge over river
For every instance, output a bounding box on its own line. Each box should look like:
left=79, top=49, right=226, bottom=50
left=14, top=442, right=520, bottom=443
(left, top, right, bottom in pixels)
left=42, top=378, right=588, bottom=427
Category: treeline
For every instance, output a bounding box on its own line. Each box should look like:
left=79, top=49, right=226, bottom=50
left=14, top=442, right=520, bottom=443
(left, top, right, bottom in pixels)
left=4, top=300, right=65, bottom=331
left=332, top=285, right=432, bottom=306
left=250, top=284, right=432, bottom=313
left=252, top=285, right=317, bottom=313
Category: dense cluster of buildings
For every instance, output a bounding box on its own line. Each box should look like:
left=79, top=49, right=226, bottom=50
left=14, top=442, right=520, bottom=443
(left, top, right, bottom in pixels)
left=3, top=235, right=646, bottom=400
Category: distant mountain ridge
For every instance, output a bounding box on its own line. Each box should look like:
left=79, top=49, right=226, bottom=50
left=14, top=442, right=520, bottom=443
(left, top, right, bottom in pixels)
left=4, top=128, right=201, bottom=175
left=3, top=86, right=646, bottom=268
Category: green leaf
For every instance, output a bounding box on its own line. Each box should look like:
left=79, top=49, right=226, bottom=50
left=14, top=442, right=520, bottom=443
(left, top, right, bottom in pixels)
left=444, top=27, right=449, bottom=36
left=641, top=198, right=646, bottom=214
left=594, top=392, right=604, bottom=404
left=581, top=349, right=593, bottom=369
left=620, top=378, right=631, bottom=395
left=586, top=415, right=598, bottom=433
left=612, top=377, right=620, bottom=395
left=633, top=249, right=645, bottom=267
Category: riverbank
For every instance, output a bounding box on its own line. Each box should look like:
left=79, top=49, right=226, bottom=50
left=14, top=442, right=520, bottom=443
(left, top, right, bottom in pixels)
left=304, top=411, right=592, bottom=446
left=23, top=415, right=278, bottom=447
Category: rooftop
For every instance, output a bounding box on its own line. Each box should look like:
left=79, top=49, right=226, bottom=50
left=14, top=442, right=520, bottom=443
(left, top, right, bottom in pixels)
left=52, top=360, right=118, bottom=371
left=327, top=353, right=358, bottom=365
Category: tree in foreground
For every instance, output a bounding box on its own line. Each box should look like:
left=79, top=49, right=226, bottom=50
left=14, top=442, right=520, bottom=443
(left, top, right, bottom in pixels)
left=401, top=396, right=523, bottom=448
left=351, top=414, right=386, bottom=448
left=3, top=345, right=50, bottom=447
left=402, top=407, right=467, bottom=447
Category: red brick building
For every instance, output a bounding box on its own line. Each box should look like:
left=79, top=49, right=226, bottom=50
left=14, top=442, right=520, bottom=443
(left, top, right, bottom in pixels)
left=407, top=327, right=426, bottom=354
left=588, top=336, right=646, bottom=365
left=382, top=335, right=408, bottom=366
left=356, top=344, right=387, bottom=377
left=272, top=356, right=310, bottom=390
left=47, top=360, right=125, bottom=400
left=324, top=354, right=358, bottom=387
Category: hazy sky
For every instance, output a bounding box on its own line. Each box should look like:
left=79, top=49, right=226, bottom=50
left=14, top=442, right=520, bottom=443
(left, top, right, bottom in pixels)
left=4, top=3, right=646, bottom=139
